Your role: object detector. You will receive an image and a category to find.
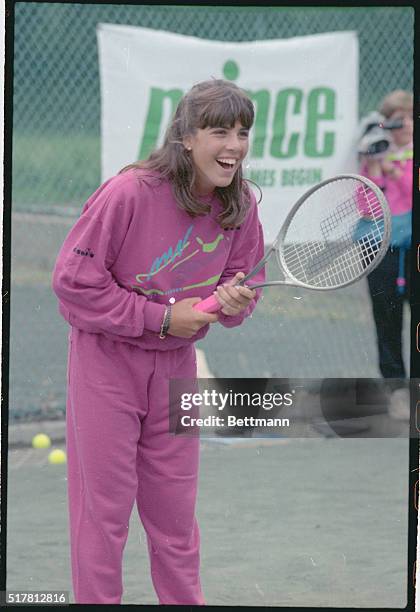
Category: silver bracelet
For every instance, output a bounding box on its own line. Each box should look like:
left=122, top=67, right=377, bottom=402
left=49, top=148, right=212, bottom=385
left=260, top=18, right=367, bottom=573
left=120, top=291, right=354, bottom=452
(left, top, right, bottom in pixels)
left=159, top=305, right=172, bottom=339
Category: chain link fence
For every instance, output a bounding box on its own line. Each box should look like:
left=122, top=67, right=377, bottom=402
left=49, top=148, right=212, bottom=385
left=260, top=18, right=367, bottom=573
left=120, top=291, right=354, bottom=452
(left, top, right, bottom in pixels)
left=9, top=4, right=413, bottom=421
left=13, top=4, right=413, bottom=212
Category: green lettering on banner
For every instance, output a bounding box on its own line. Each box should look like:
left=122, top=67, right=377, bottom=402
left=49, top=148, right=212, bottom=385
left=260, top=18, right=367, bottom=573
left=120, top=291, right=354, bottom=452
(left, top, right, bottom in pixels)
left=223, top=60, right=240, bottom=81
left=281, top=168, right=323, bottom=186
left=270, top=88, right=302, bottom=159
left=246, top=89, right=270, bottom=158
left=139, top=87, right=183, bottom=160
left=305, top=88, right=336, bottom=157
left=247, top=169, right=276, bottom=187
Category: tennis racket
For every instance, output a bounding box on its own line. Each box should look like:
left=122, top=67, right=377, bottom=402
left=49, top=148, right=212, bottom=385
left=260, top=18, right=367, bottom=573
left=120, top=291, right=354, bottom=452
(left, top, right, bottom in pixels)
left=194, top=174, right=391, bottom=313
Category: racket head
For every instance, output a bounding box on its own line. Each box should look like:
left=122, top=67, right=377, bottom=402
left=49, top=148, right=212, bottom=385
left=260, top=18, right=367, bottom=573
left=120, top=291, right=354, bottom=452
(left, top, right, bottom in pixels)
left=274, top=174, right=391, bottom=290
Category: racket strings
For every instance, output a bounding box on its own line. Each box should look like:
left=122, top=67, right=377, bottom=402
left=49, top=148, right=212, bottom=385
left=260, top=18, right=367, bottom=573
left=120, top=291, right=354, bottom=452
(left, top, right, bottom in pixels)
left=320, top=198, right=358, bottom=241
left=280, top=179, right=388, bottom=289
left=284, top=240, right=364, bottom=286
left=308, top=244, right=365, bottom=287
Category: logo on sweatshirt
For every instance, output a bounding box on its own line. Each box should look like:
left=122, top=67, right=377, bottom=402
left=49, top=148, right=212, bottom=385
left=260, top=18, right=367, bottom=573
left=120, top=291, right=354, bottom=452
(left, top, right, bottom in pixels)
left=141, top=225, right=193, bottom=282
left=132, top=226, right=226, bottom=297
left=73, top=246, right=94, bottom=258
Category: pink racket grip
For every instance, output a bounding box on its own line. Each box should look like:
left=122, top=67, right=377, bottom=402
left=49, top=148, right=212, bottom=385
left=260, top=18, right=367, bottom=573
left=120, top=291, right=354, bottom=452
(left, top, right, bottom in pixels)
left=193, top=294, right=222, bottom=313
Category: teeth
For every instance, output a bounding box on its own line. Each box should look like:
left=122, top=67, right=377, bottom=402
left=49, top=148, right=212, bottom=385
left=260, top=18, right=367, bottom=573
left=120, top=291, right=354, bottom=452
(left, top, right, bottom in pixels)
left=217, top=158, right=236, bottom=165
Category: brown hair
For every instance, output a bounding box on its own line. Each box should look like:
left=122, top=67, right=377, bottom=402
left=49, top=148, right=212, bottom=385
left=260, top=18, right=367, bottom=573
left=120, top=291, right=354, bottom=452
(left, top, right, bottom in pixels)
left=379, top=89, right=413, bottom=118
left=120, top=79, right=255, bottom=228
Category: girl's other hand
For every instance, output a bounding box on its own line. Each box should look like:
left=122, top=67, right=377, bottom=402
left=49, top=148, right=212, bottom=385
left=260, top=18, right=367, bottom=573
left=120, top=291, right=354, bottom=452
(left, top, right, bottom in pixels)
left=364, top=156, right=401, bottom=180
left=365, top=157, right=383, bottom=177
left=214, top=272, right=256, bottom=316
left=168, top=297, right=218, bottom=338
left=380, top=159, right=402, bottom=180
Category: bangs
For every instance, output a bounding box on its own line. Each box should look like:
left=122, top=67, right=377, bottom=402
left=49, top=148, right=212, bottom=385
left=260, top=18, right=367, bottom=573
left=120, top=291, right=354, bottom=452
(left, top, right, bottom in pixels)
left=196, top=91, right=254, bottom=130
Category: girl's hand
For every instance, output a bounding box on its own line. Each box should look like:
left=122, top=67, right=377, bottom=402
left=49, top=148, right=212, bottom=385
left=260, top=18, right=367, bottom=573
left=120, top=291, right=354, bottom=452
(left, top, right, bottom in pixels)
left=214, top=272, right=256, bottom=316
left=380, top=159, right=402, bottom=180
left=365, top=157, right=383, bottom=177
left=364, top=157, right=401, bottom=180
left=168, top=297, right=218, bottom=338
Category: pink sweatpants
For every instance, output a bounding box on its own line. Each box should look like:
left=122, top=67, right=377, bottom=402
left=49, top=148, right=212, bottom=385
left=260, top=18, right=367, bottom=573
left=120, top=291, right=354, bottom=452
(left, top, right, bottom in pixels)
left=65, top=328, right=204, bottom=605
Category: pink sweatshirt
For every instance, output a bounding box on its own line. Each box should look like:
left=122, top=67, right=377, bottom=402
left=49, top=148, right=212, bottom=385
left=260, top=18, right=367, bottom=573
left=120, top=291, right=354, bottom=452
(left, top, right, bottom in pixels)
left=52, top=168, right=265, bottom=351
left=360, top=148, right=412, bottom=217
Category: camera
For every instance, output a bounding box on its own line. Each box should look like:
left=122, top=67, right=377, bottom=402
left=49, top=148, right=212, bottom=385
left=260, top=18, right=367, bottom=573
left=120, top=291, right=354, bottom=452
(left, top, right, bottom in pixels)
left=357, top=111, right=404, bottom=159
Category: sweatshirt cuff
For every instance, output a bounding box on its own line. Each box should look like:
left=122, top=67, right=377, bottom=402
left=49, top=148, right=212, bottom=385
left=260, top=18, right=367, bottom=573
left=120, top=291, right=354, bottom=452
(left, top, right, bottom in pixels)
left=217, top=309, right=247, bottom=328
left=143, top=301, right=167, bottom=333
left=217, top=289, right=262, bottom=328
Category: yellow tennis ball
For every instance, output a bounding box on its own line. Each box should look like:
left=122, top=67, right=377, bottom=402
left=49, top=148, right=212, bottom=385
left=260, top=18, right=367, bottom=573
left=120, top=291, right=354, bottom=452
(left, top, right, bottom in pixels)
left=48, top=449, right=67, bottom=465
left=32, top=433, right=51, bottom=449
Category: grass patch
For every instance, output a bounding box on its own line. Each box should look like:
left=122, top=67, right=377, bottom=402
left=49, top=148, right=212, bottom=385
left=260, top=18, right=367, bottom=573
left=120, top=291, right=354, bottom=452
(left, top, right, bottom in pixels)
left=12, top=133, right=101, bottom=210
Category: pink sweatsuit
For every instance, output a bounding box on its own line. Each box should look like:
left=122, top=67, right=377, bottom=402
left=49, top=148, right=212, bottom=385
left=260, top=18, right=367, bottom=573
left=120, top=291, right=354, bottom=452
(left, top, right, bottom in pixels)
left=52, top=168, right=264, bottom=604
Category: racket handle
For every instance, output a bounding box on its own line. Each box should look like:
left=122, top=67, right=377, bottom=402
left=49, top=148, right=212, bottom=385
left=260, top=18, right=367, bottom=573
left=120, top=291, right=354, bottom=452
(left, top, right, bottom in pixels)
left=193, top=294, right=222, bottom=313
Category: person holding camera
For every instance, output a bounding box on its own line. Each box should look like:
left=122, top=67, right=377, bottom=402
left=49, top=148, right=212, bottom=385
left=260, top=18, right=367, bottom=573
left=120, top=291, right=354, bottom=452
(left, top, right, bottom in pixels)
left=358, top=90, right=413, bottom=420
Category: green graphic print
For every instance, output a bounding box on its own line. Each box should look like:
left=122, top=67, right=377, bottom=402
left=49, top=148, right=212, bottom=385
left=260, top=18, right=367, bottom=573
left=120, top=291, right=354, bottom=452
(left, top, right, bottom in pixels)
left=132, top=225, right=225, bottom=297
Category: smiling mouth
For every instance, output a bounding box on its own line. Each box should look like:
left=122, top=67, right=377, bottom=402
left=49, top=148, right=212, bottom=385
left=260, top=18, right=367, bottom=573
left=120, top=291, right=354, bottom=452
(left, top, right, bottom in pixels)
left=216, top=160, right=236, bottom=170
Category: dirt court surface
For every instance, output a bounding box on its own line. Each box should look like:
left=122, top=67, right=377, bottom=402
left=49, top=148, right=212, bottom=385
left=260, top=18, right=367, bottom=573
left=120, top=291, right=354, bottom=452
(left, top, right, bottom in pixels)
left=7, top=437, right=409, bottom=607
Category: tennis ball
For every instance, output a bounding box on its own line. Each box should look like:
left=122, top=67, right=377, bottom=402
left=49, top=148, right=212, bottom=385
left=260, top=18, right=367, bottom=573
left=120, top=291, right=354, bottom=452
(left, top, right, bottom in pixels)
left=32, top=433, right=51, bottom=449
left=48, top=449, right=67, bottom=465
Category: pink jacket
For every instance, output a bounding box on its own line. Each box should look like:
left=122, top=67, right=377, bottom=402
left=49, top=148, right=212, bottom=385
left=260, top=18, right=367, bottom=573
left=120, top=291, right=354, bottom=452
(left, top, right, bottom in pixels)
left=360, top=149, right=412, bottom=217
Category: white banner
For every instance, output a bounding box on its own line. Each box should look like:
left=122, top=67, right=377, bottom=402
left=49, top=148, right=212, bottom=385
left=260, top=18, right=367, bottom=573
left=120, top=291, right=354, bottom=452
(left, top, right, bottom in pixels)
left=98, top=24, right=359, bottom=242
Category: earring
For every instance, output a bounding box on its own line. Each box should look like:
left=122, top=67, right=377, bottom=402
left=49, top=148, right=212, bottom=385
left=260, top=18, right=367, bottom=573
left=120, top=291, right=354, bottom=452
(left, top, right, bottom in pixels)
left=185, top=146, right=192, bottom=151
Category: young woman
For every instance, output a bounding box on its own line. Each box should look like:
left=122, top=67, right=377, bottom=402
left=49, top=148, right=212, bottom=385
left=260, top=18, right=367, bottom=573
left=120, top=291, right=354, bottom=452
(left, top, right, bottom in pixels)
left=359, top=90, right=413, bottom=419
left=52, top=79, right=265, bottom=604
